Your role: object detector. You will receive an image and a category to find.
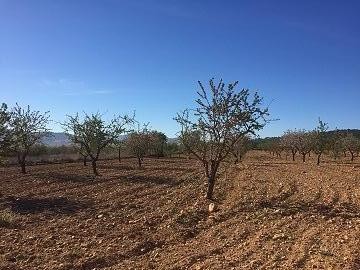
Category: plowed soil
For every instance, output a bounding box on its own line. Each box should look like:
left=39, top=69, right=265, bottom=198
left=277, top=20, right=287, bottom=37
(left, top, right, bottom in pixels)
left=1, top=152, right=360, bottom=270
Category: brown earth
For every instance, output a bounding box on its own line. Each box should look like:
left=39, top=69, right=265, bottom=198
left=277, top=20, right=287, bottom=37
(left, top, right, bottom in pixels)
left=1, top=152, right=360, bottom=270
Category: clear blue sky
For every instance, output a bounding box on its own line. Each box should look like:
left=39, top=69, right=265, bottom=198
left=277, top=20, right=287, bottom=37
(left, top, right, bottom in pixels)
left=1, top=0, right=359, bottom=137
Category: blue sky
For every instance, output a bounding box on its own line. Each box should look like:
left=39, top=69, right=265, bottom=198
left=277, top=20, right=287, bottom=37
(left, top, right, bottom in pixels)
left=0, top=0, right=359, bottom=137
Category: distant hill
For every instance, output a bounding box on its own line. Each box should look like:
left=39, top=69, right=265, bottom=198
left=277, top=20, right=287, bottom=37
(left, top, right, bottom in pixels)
left=41, top=132, right=71, bottom=146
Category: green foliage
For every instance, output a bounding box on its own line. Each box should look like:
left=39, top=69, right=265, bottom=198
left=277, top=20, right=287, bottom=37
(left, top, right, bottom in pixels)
left=0, top=103, right=11, bottom=155
left=63, top=112, right=133, bottom=175
left=0, top=209, right=15, bottom=227
left=149, top=131, right=167, bottom=157
left=8, top=104, right=50, bottom=173
left=125, top=124, right=151, bottom=167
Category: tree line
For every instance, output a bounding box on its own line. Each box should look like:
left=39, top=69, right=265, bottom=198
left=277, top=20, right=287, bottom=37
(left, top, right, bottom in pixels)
left=259, top=120, right=360, bottom=165
left=1, top=78, right=269, bottom=199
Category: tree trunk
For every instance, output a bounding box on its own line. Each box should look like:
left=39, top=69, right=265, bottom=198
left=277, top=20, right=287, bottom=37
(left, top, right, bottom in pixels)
left=302, top=153, right=306, bottom=163
left=18, top=153, right=26, bottom=174
left=206, top=163, right=219, bottom=200
left=118, top=147, right=121, bottom=163
left=292, top=151, right=296, bottom=161
left=351, top=152, right=355, bottom=162
left=21, top=161, right=26, bottom=174
left=91, top=159, right=98, bottom=176
left=137, top=157, right=142, bottom=168
left=83, top=156, right=87, bottom=166
left=206, top=175, right=216, bottom=199
left=317, top=153, right=321, bottom=165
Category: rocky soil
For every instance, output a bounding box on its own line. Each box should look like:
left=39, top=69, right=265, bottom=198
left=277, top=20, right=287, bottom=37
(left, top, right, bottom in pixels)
left=1, top=152, right=360, bottom=269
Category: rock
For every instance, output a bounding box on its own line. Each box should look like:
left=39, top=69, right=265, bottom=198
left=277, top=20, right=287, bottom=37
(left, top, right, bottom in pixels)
left=272, top=233, right=286, bottom=240
left=209, top=203, right=216, bottom=213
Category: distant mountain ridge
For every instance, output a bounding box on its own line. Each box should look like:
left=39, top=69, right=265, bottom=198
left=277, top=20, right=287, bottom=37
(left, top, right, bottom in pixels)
left=41, top=132, right=72, bottom=146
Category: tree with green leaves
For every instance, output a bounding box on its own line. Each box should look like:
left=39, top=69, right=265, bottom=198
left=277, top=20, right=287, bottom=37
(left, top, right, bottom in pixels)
left=164, top=141, right=180, bottom=158
left=312, top=118, right=329, bottom=165
left=0, top=103, right=11, bottom=156
left=63, top=112, right=133, bottom=175
left=9, top=104, right=50, bottom=173
left=175, top=78, right=269, bottom=199
left=149, top=131, right=167, bottom=158
left=329, top=130, right=344, bottom=160
left=342, top=133, right=360, bottom=162
left=126, top=124, right=151, bottom=168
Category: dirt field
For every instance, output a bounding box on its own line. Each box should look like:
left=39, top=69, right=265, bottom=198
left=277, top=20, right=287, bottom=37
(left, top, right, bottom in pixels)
left=1, top=152, right=360, bottom=270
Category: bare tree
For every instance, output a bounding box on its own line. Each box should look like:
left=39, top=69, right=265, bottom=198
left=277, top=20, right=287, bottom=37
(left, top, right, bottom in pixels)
left=126, top=125, right=151, bottom=168
left=9, top=104, right=50, bottom=173
left=63, top=112, right=133, bottom=175
left=175, top=79, right=269, bottom=199
left=312, top=118, right=329, bottom=165
left=280, top=130, right=298, bottom=161
left=342, top=133, right=360, bottom=162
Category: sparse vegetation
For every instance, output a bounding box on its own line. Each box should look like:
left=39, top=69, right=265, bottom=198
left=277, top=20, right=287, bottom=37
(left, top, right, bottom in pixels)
left=62, top=112, right=133, bottom=175
left=8, top=104, right=50, bottom=173
left=0, top=209, right=15, bottom=227
left=175, top=78, right=269, bottom=199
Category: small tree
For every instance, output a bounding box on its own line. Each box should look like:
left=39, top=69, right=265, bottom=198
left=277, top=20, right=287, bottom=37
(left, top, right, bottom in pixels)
left=342, top=133, right=360, bottom=162
left=63, top=113, right=133, bottom=175
left=149, top=131, right=167, bottom=158
left=164, top=142, right=180, bottom=158
left=114, top=139, right=125, bottom=163
left=0, top=103, right=11, bottom=156
left=329, top=130, right=344, bottom=160
left=294, top=130, right=313, bottom=163
left=9, top=104, right=50, bottom=173
left=126, top=125, right=151, bottom=168
left=280, top=130, right=298, bottom=161
left=232, top=135, right=251, bottom=163
left=312, top=118, right=329, bottom=165
left=175, top=79, right=269, bottom=199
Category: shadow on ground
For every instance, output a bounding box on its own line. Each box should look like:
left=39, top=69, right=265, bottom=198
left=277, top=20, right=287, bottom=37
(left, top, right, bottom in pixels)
left=35, top=172, right=97, bottom=183
left=3, top=196, right=93, bottom=214
left=122, top=174, right=181, bottom=187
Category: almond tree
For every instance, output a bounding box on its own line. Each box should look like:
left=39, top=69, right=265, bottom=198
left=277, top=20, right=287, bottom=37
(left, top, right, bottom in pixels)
left=0, top=103, right=11, bottom=156
left=294, top=130, right=313, bottom=163
left=329, top=130, right=344, bottom=160
left=126, top=125, right=151, bottom=168
left=342, top=133, right=360, bottom=162
left=175, top=78, right=269, bottom=199
left=280, top=130, right=298, bottom=161
left=149, top=131, right=167, bottom=158
left=232, top=135, right=251, bottom=163
left=9, top=104, right=50, bottom=173
left=63, top=112, right=133, bottom=175
left=312, top=118, right=329, bottom=165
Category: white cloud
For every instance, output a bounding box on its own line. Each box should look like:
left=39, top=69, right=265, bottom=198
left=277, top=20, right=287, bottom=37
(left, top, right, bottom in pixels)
left=39, top=78, right=114, bottom=96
